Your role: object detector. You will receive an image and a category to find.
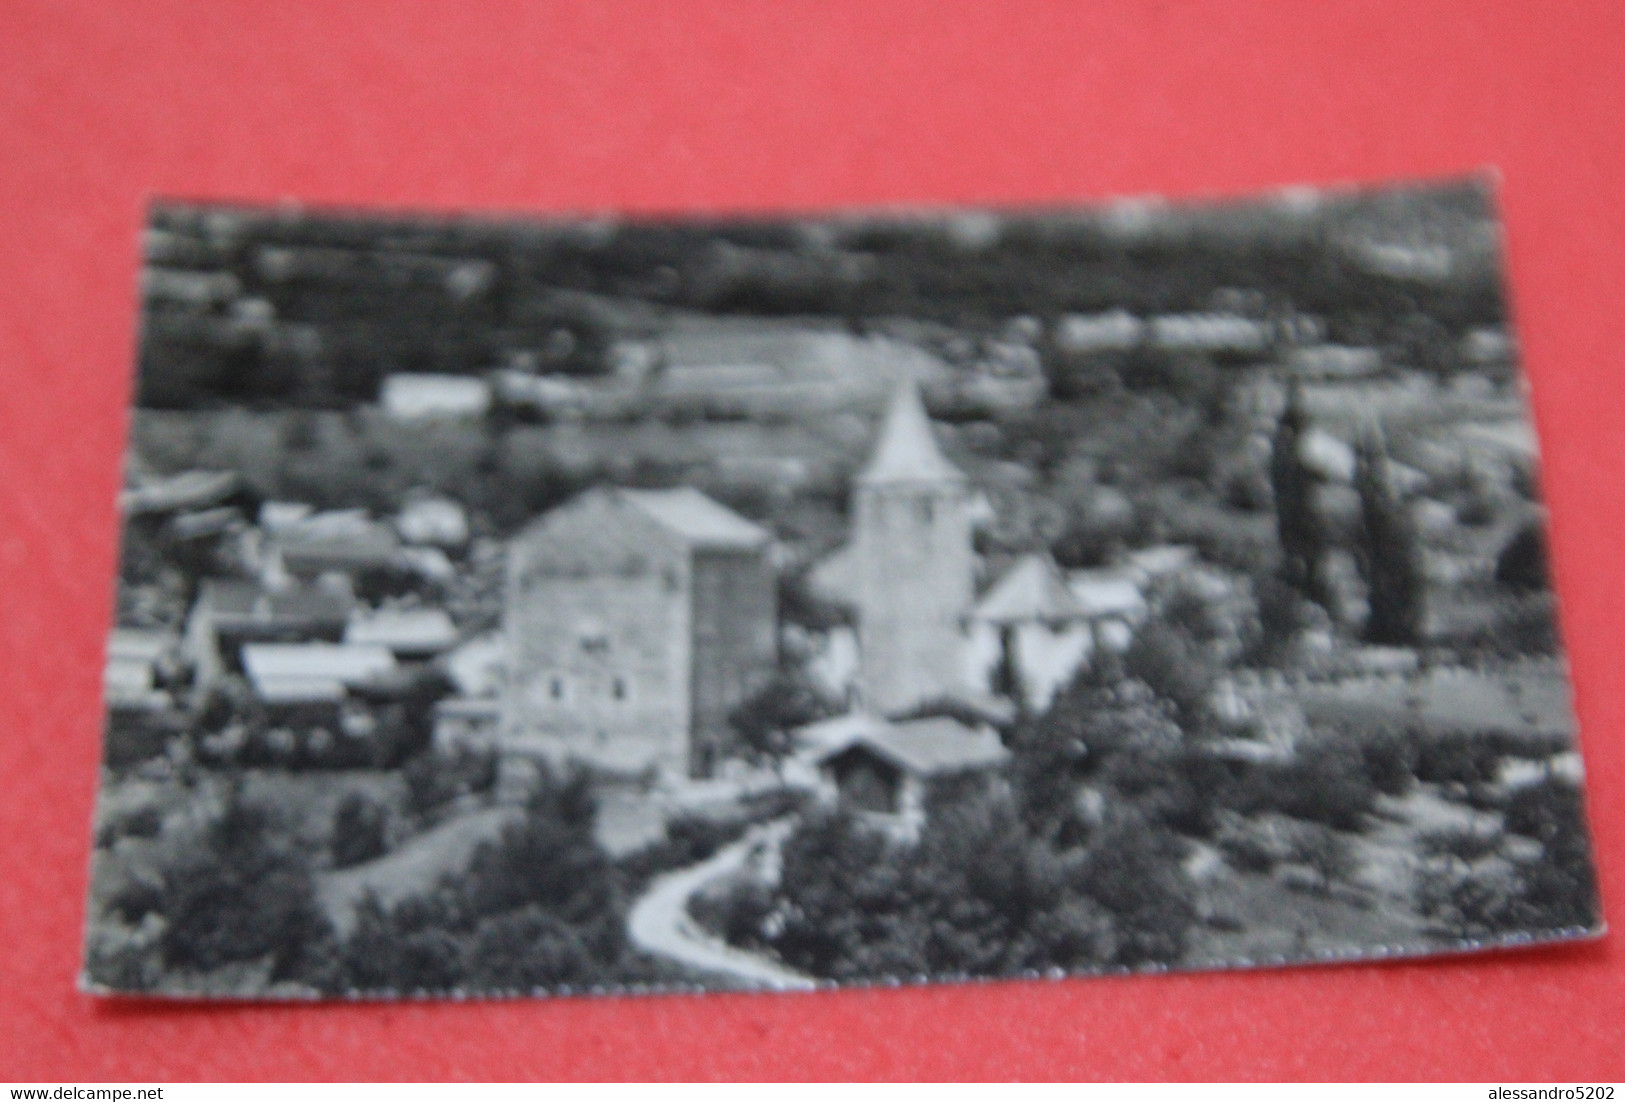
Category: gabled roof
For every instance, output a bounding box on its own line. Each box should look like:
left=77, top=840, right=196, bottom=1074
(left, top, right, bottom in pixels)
left=812, top=713, right=1009, bottom=777
left=256, top=677, right=348, bottom=705
left=344, top=608, right=459, bottom=653
left=973, top=553, right=1086, bottom=624
left=108, top=628, right=176, bottom=664
left=1066, top=570, right=1147, bottom=619
left=241, top=643, right=397, bottom=692
left=120, top=469, right=240, bottom=516
left=620, top=487, right=770, bottom=550
left=857, top=382, right=965, bottom=487
left=198, top=579, right=354, bottom=626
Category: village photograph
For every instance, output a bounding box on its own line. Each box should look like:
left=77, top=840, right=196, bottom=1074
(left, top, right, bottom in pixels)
left=84, top=180, right=1602, bottom=999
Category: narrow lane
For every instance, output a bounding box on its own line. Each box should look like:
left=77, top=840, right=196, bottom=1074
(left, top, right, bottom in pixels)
left=626, top=817, right=817, bottom=991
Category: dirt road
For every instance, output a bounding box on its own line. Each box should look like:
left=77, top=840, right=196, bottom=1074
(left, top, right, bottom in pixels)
left=626, top=817, right=816, bottom=991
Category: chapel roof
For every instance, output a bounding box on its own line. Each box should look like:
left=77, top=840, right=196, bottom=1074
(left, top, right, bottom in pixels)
left=856, top=381, right=965, bottom=487
left=972, top=553, right=1086, bottom=624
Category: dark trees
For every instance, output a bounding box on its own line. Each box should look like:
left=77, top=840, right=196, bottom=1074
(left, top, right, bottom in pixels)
left=728, top=669, right=838, bottom=775
left=1270, top=382, right=1334, bottom=614
left=331, top=765, right=635, bottom=994
left=152, top=787, right=334, bottom=984
left=756, top=788, right=1194, bottom=981
left=1354, top=427, right=1426, bottom=645
left=330, top=792, right=389, bottom=868
left=1495, top=520, right=1550, bottom=592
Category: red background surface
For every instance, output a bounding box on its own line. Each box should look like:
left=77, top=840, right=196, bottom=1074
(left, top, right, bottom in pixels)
left=2, top=0, right=1622, bottom=1081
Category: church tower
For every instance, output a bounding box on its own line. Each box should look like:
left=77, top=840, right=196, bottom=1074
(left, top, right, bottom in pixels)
left=854, top=381, right=974, bottom=716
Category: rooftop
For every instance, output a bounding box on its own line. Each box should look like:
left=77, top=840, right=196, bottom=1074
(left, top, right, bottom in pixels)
left=344, top=608, right=459, bottom=653
left=857, top=382, right=966, bottom=487
left=620, top=487, right=770, bottom=550
left=241, top=643, right=397, bottom=693
left=198, top=579, right=354, bottom=625
left=973, top=553, right=1086, bottom=624
left=1067, top=570, right=1147, bottom=619
left=120, top=469, right=239, bottom=516
left=812, top=713, right=1010, bottom=776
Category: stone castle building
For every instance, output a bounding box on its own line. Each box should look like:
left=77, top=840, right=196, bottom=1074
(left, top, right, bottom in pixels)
left=502, top=486, right=777, bottom=779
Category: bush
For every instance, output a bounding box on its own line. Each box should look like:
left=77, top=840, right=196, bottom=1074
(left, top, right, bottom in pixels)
left=753, top=789, right=1197, bottom=982
left=461, top=780, right=620, bottom=932
left=1414, top=856, right=1525, bottom=939
left=690, top=879, right=776, bottom=951
left=1074, top=811, right=1196, bottom=965
left=1011, top=667, right=1179, bottom=841
left=1244, top=572, right=1309, bottom=667
left=331, top=765, right=640, bottom=995
left=465, top=906, right=596, bottom=992
left=1502, top=778, right=1600, bottom=933
left=1290, top=822, right=1359, bottom=889
left=1124, top=621, right=1217, bottom=732
left=1227, top=740, right=1378, bottom=831
left=330, top=792, right=389, bottom=869
left=1100, top=745, right=1231, bottom=838
left=1412, top=730, right=1571, bottom=790
left=150, top=789, right=334, bottom=985
left=1359, top=726, right=1419, bottom=796
left=338, top=893, right=465, bottom=994
left=1415, top=779, right=1599, bottom=939
left=1214, top=811, right=1355, bottom=888
left=403, top=745, right=499, bottom=820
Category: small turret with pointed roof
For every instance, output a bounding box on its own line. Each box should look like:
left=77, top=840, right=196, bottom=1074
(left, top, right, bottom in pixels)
left=858, top=380, right=965, bottom=486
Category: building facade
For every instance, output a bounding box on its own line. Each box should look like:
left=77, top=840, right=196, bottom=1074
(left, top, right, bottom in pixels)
left=502, top=487, right=776, bottom=779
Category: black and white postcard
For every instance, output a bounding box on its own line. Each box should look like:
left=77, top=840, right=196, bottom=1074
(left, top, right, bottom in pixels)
left=84, top=179, right=1603, bottom=998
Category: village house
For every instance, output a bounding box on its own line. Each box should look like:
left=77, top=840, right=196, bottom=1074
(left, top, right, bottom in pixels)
left=184, top=578, right=354, bottom=690
left=966, top=553, right=1095, bottom=713
left=805, top=713, right=1010, bottom=840
left=502, top=486, right=778, bottom=779
left=266, top=508, right=401, bottom=581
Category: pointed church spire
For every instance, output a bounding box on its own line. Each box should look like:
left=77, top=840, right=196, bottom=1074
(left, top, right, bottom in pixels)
left=857, top=380, right=965, bottom=486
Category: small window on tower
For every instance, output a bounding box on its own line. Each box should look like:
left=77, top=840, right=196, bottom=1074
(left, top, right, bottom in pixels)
left=611, top=675, right=629, bottom=703
left=528, top=674, right=570, bottom=709
left=918, top=497, right=935, bottom=525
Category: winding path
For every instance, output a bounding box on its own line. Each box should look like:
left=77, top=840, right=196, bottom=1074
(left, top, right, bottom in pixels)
left=626, top=817, right=817, bottom=991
